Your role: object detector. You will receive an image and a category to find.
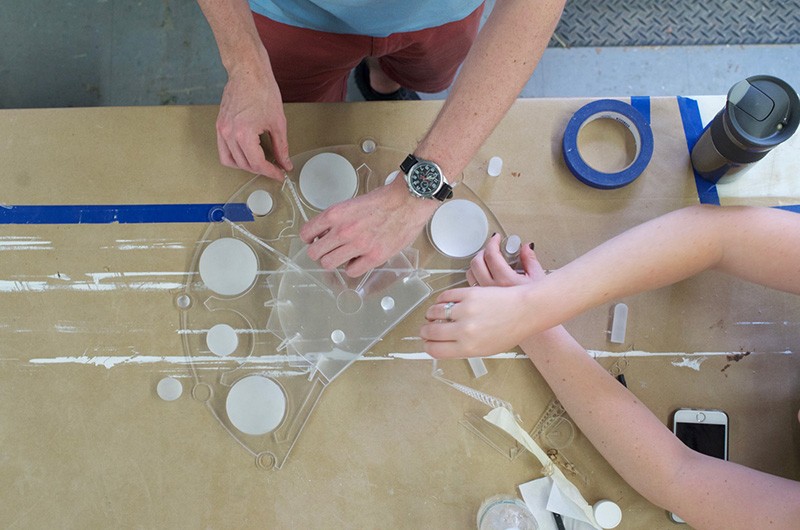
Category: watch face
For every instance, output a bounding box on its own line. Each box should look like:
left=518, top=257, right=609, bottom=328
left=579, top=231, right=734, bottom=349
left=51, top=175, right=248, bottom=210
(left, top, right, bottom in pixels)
left=409, top=162, right=442, bottom=196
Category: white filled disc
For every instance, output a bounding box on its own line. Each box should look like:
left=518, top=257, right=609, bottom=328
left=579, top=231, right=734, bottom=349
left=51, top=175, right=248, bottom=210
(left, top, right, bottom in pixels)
left=246, top=190, right=274, bottom=216
left=157, top=377, right=183, bottom=401
left=206, top=323, right=238, bottom=356
left=199, top=238, right=258, bottom=296
left=226, top=375, right=286, bottom=436
left=430, top=199, right=489, bottom=258
left=299, top=152, right=358, bottom=210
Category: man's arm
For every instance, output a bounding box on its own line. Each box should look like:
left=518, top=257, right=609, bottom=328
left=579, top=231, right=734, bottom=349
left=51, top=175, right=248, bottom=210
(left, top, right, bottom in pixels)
left=300, top=0, right=566, bottom=277
left=422, top=205, right=800, bottom=358
left=197, top=0, right=292, bottom=180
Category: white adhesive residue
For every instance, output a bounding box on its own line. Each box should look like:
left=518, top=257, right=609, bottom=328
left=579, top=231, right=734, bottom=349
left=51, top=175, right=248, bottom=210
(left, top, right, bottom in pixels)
left=670, top=356, right=708, bottom=371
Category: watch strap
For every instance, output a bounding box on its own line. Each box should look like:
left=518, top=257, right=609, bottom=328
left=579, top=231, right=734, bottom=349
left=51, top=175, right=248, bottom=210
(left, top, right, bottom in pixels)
left=433, top=183, right=454, bottom=201
left=400, top=154, right=418, bottom=175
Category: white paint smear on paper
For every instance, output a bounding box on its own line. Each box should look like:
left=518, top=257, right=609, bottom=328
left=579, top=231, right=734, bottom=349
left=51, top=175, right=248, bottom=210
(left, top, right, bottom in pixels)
left=671, top=356, right=708, bottom=371
left=100, top=239, right=191, bottom=251
left=0, top=271, right=191, bottom=292
left=0, top=236, right=53, bottom=251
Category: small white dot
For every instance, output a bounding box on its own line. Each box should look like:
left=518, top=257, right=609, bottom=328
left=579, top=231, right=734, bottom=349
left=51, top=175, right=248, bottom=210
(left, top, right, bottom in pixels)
left=361, top=138, right=377, bottom=153
left=381, top=296, right=395, bottom=311
left=331, top=329, right=345, bottom=344
left=157, top=377, right=183, bottom=401
left=176, top=294, right=191, bottom=309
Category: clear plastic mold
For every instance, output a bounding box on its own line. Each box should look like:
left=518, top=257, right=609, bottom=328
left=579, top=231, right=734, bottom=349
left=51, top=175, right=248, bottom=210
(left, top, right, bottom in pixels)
left=177, top=144, right=506, bottom=469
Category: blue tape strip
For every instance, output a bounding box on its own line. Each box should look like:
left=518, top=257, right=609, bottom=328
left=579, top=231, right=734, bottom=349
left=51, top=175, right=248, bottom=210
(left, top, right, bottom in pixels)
left=562, top=99, right=655, bottom=189
left=677, top=96, right=720, bottom=205
left=0, top=203, right=253, bottom=225
left=630, top=96, right=651, bottom=124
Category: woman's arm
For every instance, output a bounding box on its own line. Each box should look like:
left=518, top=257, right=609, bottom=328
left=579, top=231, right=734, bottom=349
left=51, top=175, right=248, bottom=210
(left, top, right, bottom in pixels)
left=422, top=205, right=800, bottom=358
left=521, top=324, right=800, bottom=530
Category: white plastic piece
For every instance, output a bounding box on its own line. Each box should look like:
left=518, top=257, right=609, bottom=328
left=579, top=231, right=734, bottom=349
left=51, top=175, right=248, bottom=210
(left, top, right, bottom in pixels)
left=246, top=189, right=274, bottom=216
left=487, top=156, right=503, bottom=177
left=361, top=138, right=377, bottom=153
left=157, top=377, right=183, bottom=401
left=609, top=303, right=629, bottom=344
left=299, top=152, right=358, bottom=210
left=430, top=199, right=489, bottom=258
left=380, top=296, right=395, bottom=311
left=504, top=234, right=522, bottom=255
left=226, top=376, right=286, bottom=436
left=385, top=170, right=400, bottom=186
left=175, top=294, right=191, bottom=309
left=467, top=357, right=489, bottom=379
left=593, top=499, right=622, bottom=529
left=330, top=329, right=345, bottom=344
left=206, top=323, right=238, bottom=356
left=199, top=238, right=258, bottom=296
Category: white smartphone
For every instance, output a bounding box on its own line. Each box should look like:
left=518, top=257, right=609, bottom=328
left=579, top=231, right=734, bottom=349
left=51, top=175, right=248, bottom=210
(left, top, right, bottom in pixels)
left=668, top=408, right=729, bottom=524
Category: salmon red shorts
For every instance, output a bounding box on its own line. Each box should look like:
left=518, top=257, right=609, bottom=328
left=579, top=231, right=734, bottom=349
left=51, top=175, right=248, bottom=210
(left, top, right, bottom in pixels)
left=252, top=5, right=485, bottom=102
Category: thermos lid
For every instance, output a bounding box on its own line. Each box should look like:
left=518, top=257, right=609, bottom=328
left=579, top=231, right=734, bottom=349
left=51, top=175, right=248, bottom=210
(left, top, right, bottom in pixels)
left=726, top=75, right=800, bottom=148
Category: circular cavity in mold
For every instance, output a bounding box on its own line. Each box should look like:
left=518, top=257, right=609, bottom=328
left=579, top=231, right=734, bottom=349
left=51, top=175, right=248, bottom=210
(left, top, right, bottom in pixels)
left=246, top=189, right=274, bottom=216
left=299, top=152, right=358, bottom=210
left=199, top=238, right=258, bottom=296
left=385, top=170, right=400, bottom=186
left=430, top=199, right=489, bottom=258
left=206, top=323, right=238, bottom=356
left=381, top=296, right=395, bottom=311
left=157, top=377, right=183, bottom=401
left=226, top=375, right=286, bottom=436
left=331, top=329, right=345, bottom=344
left=361, top=138, right=377, bottom=153
left=175, top=294, right=191, bottom=309
left=191, top=383, right=213, bottom=402
left=336, top=289, right=363, bottom=314
left=487, top=156, right=503, bottom=177
left=255, top=451, right=277, bottom=470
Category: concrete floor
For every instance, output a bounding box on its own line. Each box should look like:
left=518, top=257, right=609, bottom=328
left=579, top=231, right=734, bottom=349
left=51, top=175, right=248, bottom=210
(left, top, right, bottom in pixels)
left=1, top=1, right=798, bottom=108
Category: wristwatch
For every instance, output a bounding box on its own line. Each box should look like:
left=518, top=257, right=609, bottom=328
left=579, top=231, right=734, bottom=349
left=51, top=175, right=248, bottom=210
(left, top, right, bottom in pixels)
left=400, top=154, right=454, bottom=201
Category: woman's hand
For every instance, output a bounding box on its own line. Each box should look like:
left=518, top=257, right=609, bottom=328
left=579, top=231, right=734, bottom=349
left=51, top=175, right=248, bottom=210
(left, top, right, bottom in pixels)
left=421, top=234, right=545, bottom=358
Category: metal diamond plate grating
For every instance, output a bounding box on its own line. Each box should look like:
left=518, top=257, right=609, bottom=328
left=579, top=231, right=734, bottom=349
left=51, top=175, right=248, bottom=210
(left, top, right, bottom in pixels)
left=550, top=0, right=800, bottom=47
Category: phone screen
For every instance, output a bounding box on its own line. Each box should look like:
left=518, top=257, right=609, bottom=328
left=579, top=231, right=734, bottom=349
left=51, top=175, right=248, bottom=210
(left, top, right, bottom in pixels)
left=674, top=422, right=726, bottom=459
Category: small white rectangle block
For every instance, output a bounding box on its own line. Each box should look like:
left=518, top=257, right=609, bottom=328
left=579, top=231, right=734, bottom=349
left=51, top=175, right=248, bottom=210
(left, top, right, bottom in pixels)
left=609, top=303, right=628, bottom=344
left=467, top=357, right=489, bottom=378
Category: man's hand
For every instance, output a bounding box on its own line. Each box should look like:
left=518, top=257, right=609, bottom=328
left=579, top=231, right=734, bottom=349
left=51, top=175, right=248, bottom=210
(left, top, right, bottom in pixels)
left=216, top=67, right=293, bottom=181
left=299, top=176, right=439, bottom=277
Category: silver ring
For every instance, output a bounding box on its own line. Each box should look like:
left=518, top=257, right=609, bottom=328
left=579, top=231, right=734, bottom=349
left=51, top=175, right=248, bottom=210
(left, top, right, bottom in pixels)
left=444, top=301, right=455, bottom=322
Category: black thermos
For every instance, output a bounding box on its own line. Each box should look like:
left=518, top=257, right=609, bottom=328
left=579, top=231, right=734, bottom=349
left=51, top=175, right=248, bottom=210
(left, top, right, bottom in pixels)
left=691, top=75, right=800, bottom=183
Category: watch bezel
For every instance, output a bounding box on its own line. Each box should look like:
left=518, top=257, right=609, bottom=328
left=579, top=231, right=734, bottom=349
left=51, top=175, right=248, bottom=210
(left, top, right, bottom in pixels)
left=404, top=159, right=446, bottom=199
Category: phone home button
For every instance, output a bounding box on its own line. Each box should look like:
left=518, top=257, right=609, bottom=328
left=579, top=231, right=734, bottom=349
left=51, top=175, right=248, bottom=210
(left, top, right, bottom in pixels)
left=696, top=412, right=706, bottom=422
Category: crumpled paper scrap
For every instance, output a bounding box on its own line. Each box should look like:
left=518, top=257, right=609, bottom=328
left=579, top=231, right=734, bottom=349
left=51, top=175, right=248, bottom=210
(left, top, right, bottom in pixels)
left=484, top=406, right=599, bottom=529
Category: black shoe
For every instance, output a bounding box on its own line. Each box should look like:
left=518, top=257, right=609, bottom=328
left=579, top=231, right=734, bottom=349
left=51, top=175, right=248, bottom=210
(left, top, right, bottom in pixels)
left=354, top=60, right=420, bottom=101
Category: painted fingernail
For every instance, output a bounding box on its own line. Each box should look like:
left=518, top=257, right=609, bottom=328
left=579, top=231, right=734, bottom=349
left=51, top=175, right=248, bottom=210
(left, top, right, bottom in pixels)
left=491, top=232, right=497, bottom=238
left=529, top=242, right=535, bottom=250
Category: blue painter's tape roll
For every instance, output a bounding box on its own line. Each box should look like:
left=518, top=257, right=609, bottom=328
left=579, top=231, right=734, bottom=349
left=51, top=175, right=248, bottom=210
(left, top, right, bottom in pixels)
left=562, top=99, right=654, bottom=189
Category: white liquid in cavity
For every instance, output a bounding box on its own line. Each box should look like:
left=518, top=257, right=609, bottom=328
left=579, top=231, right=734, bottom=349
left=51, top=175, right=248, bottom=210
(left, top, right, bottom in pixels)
left=226, top=375, right=286, bottom=436
left=199, top=238, right=258, bottom=296
left=206, top=323, right=238, bottom=356
left=299, top=152, right=358, bottom=210
left=430, top=199, right=489, bottom=258
left=246, top=190, right=274, bottom=216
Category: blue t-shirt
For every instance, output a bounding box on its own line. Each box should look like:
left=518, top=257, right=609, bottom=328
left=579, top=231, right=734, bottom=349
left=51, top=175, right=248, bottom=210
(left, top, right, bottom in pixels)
left=249, top=0, right=483, bottom=37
